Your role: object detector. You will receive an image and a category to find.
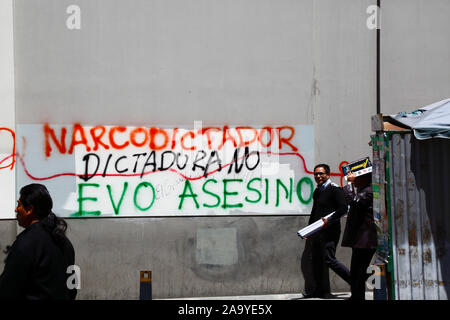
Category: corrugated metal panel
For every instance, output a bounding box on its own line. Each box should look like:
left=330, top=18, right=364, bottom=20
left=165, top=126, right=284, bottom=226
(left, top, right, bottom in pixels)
left=388, top=133, right=450, bottom=300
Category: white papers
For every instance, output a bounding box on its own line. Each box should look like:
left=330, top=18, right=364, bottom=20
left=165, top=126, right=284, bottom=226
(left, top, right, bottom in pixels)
left=297, top=212, right=335, bottom=239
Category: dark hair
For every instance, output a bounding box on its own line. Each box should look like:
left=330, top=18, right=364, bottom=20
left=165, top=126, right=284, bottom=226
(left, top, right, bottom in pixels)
left=19, top=183, right=68, bottom=240
left=314, top=163, right=330, bottom=175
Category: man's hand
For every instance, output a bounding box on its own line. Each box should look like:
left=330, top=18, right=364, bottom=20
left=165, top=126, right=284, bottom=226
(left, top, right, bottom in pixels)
left=347, top=172, right=356, bottom=183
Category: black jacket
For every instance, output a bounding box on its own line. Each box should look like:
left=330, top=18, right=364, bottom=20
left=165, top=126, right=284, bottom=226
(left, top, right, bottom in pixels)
left=0, top=220, right=76, bottom=300
left=342, top=184, right=377, bottom=249
left=308, top=182, right=348, bottom=242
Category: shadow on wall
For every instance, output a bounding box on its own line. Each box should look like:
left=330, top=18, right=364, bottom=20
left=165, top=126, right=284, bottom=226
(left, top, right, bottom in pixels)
left=411, top=138, right=450, bottom=299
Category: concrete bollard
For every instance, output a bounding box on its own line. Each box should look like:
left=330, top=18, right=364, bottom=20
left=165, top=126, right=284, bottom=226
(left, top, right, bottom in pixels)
left=139, top=271, right=152, bottom=300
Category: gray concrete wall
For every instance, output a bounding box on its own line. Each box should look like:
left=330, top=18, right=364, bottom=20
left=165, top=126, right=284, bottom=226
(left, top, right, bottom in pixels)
left=64, top=216, right=350, bottom=299
left=6, top=0, right=371, bottom=299
left=13, top=0, right=376, bottom=169
left=381, top=0, right=450, bottom=114
left=0, top=214, right=351, bottom=299
left=3, top=0, right=448, bottom=299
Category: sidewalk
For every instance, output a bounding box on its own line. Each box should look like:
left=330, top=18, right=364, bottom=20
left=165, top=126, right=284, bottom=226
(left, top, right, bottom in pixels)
left=163, top=291, right=374, bottom=300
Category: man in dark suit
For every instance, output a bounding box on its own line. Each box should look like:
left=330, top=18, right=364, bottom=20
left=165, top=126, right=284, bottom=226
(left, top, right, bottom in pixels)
left=301, top=164, right=351, bottom=298
left=342, top=171, right=377, bottom=300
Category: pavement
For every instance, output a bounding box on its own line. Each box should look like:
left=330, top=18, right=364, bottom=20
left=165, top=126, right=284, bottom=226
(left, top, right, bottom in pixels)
left=163, top=291, right=374, bottom=300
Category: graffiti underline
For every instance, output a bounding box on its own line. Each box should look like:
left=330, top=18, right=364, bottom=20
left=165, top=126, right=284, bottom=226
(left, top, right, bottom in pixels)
left=0, top=154, right=14, bottom=168
left=0, top=127, right=15, bottom=170
left=15, top=151, right=345, bottom=182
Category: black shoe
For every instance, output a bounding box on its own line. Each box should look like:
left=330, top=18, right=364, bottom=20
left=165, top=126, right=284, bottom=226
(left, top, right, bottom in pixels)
left=301, top=292, right=327, bottom=299
left=322, top=293, right=338, bottom=299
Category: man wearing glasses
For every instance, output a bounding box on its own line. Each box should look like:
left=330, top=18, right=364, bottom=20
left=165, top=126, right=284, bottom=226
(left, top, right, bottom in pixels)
left=301, top=164, right=351, bottom=298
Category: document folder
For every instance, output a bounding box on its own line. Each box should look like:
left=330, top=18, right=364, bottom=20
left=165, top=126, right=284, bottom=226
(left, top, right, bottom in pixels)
left=297, top=212, right=335, bottom=239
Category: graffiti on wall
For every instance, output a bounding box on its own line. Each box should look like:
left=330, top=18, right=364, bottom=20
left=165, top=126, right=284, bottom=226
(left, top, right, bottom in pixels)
left=0, top=127, right=15, bottom=170
left=0, top=127, right=16, bottom=219
left=1, top=124, right=348, bottom=218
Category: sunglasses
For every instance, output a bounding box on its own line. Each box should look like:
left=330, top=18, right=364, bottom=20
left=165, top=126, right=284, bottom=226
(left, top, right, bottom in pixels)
left=313, top=172, right=327, bottom=176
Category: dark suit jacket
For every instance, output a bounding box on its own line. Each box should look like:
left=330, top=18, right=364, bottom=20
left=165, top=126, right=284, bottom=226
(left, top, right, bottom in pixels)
left=308, top=182, right=348, bottom=242
left=342, top=184, right=378, bottom=249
